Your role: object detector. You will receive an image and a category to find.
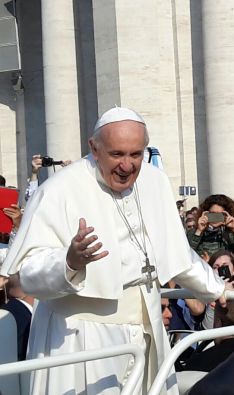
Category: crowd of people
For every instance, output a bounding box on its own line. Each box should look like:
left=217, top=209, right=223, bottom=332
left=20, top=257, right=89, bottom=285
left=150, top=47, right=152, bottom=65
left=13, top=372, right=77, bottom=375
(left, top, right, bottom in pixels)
left=0, top=107, right=233, bottom=395
left=168, top=194, right=234, bottom=393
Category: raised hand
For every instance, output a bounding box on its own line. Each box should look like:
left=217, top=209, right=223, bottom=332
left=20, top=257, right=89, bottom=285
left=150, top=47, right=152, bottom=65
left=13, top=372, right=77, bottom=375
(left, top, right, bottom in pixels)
left=66, top=218, right=109, bottom=270
left=223, top=210, right=234, bottom=231
left=61, top=160, right=72, bottom=167
left=32, top=155, right=43, bottom=174
left=196, top=211, right=209, bottom=234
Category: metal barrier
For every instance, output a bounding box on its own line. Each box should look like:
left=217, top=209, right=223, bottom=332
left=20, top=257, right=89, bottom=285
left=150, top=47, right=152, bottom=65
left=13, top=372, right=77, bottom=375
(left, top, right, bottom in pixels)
left=148, top=288, right=234, bottom=395
left=148, top=325, right=234, bottom=395
left=161, top=288, right=234, bottom=300
left=0, top=288, right=233, bottom=395
left=0, top=344, right=145, bottom=395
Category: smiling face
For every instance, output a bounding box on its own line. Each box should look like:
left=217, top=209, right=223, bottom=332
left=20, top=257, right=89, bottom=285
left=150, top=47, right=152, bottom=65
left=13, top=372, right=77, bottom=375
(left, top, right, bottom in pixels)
left=89, top=120, right=147, bottom=193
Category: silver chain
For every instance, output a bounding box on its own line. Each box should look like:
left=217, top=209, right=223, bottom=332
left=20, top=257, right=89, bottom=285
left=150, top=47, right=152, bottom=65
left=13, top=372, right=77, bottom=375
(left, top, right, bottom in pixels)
left=111, top=184, right=156, bottom=290
left=111, top=184, right=148, bottom=259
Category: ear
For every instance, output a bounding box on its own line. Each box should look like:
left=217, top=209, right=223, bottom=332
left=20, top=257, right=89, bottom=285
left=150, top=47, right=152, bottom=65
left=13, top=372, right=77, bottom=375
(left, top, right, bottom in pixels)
left=88, top=138, right=98, bottom=160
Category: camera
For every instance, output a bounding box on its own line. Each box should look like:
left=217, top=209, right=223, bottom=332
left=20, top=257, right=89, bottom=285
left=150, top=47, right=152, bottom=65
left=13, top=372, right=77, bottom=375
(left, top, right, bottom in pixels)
left=218, top=266, right=231, bottom=280
left=206, top=212, right=225, bottom=223
left=41, top=156, right=63, bottom=167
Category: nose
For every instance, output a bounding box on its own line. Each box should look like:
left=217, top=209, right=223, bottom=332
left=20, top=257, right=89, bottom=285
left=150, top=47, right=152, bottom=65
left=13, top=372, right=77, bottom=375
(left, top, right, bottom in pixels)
left=119, top=156, right=134, bottom=172
left=163, top=306, right=173, bottom=320
left=166, top=308, right=173, bottom=320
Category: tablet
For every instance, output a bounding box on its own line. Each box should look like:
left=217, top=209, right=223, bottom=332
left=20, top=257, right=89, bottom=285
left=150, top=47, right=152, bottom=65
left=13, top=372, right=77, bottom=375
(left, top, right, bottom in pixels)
left=0, top=187, right=19, bottom=233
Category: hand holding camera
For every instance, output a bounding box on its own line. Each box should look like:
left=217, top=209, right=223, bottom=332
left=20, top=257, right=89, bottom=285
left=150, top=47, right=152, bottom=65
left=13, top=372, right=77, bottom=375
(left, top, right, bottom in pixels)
left=31, top=155, right=43, bottom=175
left=196, top=211, right=228, bottom=235
left=218, top=266, right=232, bottom=281
left=196, top=211, right=209, bottom=234
left=223, top=210, right=234, bottom=232
left=204, top=210, right=234, bottom=232
left=41, top=156, right=63, bottom=167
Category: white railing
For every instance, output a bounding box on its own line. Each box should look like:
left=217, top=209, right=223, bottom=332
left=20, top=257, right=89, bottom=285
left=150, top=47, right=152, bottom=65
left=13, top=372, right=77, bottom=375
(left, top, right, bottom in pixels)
left=1, top=288, right=234, bottom=395
left=0, top=344, right=144, bottom=395
left=161, top=288, right=234, bottom=300
left=149, top=323, right=234, bottom=395
left=160, top=288, right=194, bottom=299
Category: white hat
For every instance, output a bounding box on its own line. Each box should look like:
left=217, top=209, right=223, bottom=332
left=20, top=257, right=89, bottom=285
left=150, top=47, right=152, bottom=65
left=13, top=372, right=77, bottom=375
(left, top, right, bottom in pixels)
left=94, top=106, right=146, bottom=132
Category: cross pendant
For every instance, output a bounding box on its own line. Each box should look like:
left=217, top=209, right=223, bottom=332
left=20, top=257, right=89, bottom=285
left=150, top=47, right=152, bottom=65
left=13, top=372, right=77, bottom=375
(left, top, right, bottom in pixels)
left=141, top=255, right=155, bottom=289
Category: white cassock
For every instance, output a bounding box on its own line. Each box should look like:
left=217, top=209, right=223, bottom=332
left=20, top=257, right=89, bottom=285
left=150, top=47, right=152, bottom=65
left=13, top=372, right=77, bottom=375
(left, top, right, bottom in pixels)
left=1, top=155, right=224, bottom=395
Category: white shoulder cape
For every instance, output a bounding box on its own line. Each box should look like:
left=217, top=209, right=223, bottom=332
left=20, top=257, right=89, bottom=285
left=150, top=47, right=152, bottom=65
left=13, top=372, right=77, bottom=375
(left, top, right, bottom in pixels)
left=1, top=156, right=193, bottom=298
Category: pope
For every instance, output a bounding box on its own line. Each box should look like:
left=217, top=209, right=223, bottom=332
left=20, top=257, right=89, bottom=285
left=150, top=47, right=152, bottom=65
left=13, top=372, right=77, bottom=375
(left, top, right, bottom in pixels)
left=1, top=107, right=232, bottom=395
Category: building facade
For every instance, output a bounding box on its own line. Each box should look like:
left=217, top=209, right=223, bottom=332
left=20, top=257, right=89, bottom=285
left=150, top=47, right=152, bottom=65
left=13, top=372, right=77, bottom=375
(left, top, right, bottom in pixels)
left=0, top=0, right=233, bottom=207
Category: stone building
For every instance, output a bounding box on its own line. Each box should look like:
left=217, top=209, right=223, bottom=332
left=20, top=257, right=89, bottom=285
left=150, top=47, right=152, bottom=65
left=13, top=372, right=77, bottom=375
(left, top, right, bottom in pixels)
left=0, top=0, right=234, bottom=207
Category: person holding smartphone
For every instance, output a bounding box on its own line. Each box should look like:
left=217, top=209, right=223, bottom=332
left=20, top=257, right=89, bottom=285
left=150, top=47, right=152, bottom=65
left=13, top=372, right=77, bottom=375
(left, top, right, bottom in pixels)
left=187, top=194, right=234, bottom=258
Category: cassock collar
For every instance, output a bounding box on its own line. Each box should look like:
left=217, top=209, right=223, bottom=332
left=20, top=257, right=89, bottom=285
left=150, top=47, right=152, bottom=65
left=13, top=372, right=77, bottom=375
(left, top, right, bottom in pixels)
left=86, top=154, right=133, bottom=197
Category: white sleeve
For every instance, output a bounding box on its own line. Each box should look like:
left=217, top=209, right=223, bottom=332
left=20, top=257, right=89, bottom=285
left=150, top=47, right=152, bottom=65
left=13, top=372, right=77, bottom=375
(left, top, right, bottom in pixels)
left=173, top=249, right=225, bottom=303
left=0, top=248, right=8, bottom=265
left=20, top=247, right=86, bottom=299
left=25, top=179, right=39, bottom=201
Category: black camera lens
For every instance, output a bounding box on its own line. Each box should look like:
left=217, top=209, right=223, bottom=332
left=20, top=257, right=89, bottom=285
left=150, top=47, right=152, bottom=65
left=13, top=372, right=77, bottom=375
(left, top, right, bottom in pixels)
left=41, top=156, right=63, bottom=167
left=41, top=156, right=54, bottom=167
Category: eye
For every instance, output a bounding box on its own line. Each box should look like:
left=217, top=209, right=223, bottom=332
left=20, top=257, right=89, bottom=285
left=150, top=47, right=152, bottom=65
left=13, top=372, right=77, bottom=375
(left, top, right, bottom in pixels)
left=110, top=152, right=122, bottom=157
left=131, top=151, right=143, bottom=158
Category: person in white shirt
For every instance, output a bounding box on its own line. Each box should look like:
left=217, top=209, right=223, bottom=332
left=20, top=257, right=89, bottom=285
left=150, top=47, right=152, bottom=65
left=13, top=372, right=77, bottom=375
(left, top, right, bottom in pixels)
left=25, top=154, right=72, bottom=201
left=0, top=107, right=232, bottom=395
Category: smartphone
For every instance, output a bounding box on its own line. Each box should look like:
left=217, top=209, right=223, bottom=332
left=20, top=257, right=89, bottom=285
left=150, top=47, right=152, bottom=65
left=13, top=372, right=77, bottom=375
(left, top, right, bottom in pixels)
left=218, top=266, right=231, bottom=280
left=206, top=212, right=225, bottom=223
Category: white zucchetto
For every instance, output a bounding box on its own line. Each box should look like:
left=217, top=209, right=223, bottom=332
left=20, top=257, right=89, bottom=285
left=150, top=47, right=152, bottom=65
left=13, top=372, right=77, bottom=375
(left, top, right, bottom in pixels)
left=94, top=107, right=146, bottom=132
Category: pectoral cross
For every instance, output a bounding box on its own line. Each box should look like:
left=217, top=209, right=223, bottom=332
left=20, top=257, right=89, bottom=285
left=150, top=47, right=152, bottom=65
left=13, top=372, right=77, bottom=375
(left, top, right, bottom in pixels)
left=141, top=254, right=155, bottom=289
